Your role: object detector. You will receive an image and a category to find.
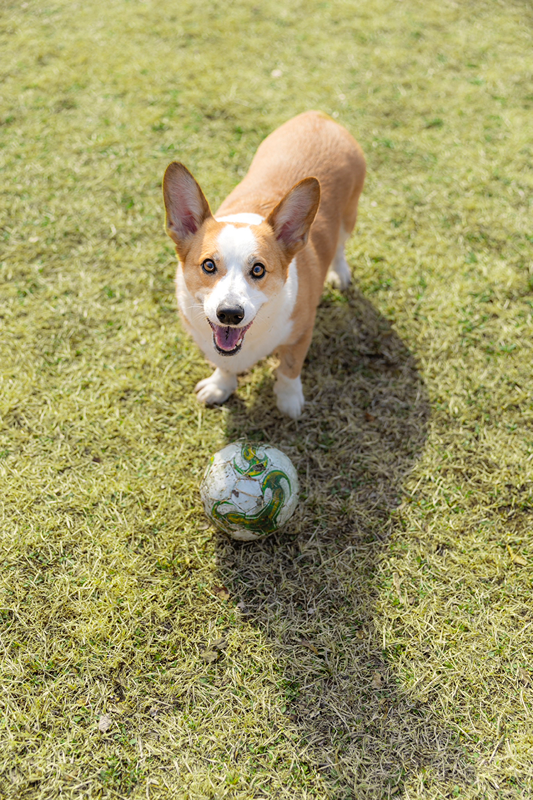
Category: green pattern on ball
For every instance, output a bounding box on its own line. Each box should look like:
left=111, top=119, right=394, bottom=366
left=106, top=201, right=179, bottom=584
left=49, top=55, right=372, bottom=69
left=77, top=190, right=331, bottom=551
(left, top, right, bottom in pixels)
left=233, top=443, right=269, bottom=478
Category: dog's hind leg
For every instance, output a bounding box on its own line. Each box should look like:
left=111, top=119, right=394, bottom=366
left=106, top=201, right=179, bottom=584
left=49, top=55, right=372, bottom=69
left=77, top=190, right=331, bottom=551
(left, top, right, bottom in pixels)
left=326, top=226, right=352, bottom=290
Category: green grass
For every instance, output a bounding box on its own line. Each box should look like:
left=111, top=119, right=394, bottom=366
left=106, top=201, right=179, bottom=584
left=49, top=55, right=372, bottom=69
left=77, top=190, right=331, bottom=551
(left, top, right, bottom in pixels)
left=1, top=0, right=533, bottom=797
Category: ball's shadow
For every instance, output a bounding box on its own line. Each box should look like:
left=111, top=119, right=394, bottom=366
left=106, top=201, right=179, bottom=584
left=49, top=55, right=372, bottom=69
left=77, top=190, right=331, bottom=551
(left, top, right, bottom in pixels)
left=215, top=286, right=473, bottom=796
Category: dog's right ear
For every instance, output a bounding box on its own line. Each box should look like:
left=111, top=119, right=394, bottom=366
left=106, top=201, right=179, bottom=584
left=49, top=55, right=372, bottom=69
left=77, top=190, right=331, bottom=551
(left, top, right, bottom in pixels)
left=163, top=162, right=213, bottom=255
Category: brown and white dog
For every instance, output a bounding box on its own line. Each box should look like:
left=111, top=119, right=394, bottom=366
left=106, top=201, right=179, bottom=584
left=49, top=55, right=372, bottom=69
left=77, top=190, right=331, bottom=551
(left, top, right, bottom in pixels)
left=162, top=111, right=365, bottom=418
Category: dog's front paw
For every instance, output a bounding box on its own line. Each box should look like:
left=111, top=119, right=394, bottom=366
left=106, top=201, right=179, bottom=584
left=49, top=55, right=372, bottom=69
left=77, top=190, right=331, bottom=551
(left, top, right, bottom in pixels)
left=274, top=373, right=305, bottom=419
left=195, top=369, right=237, bottom=406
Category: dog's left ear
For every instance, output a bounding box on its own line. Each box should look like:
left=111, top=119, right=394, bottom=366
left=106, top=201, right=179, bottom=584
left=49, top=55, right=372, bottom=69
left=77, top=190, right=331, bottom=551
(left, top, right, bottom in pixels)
left=266, top=177, right=320, bottom=258
left=163, top=162, right=213, bottom=256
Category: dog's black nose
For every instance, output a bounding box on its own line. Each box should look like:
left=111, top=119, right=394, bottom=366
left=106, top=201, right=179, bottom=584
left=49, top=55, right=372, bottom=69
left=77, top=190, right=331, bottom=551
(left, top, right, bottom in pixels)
left=216, top=306, right=245, bottom=326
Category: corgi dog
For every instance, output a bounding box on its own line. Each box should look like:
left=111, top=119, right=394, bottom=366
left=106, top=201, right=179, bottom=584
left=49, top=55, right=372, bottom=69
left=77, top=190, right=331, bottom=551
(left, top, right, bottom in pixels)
left=162, top=110, right=365, bottom=418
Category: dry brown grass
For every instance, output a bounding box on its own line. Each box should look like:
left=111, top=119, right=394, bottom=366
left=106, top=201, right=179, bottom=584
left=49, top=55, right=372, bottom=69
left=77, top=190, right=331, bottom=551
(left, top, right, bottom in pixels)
left=1, top=0, right=533, bottom=797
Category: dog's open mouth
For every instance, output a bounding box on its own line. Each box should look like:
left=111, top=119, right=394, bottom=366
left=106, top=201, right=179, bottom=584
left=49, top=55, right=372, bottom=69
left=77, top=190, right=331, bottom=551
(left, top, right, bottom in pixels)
left=208, top=320, right=253, bottom=356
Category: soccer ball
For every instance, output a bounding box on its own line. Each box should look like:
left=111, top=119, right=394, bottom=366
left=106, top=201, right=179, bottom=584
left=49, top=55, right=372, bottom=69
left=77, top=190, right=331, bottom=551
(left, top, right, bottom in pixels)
left=200, top=441, right=299, bottom=541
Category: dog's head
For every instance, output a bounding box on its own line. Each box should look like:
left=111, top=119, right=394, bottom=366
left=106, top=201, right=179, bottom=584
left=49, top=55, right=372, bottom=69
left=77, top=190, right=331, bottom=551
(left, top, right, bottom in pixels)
left=163, top=162, right=320, bottom=357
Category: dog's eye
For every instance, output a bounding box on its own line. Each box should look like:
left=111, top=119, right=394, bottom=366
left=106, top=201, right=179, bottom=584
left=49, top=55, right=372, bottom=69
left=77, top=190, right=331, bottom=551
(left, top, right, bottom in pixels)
left=251, top=263, right=266, bottom=279
left=202, top=259, right=217, bottom=274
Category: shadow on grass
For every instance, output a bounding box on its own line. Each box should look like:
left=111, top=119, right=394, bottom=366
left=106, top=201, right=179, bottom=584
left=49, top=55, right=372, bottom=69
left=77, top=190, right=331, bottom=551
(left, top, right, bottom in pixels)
left=215, top=286, right=474, bottom=798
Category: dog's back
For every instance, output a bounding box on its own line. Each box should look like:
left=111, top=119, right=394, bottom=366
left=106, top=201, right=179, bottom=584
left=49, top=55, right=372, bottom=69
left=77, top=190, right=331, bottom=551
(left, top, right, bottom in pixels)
left=217, top=111, right=366, bottom=277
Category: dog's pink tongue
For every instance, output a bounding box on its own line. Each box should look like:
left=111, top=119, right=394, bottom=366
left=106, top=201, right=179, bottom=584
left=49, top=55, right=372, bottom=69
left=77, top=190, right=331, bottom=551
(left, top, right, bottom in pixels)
left=213, top=325, right=242, bottom=351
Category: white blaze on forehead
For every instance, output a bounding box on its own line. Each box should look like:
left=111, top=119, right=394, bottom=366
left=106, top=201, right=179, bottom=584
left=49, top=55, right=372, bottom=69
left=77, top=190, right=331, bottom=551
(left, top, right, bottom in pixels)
left=216, top=224, right=258, bottom=268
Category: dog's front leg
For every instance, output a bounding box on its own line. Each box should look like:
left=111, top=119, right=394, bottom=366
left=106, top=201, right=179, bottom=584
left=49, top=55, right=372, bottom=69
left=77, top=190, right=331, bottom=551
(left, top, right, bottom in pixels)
left=195, top=368, right=238, bottom=406
left=274, top=327, right=314, bottom=419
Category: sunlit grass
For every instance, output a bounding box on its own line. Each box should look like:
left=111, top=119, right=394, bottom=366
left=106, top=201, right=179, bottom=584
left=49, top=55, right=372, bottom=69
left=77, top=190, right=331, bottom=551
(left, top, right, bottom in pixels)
left=1, top=0, right=532, bottom=797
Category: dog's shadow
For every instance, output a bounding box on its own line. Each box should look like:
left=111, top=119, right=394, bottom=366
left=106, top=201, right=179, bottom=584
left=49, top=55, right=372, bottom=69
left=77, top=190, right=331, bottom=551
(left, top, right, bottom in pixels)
left=214, top=286, right=473, bottom=797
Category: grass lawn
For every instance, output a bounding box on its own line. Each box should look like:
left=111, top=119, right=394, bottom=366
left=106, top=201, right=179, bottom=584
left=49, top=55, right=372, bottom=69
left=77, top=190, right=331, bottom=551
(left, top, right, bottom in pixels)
left=1, top=0, right=532, bottom=797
